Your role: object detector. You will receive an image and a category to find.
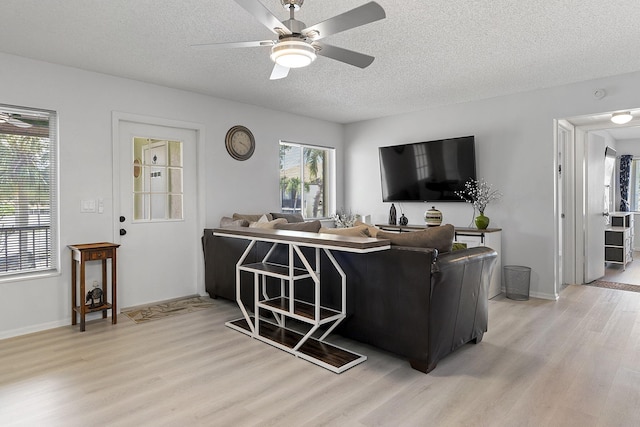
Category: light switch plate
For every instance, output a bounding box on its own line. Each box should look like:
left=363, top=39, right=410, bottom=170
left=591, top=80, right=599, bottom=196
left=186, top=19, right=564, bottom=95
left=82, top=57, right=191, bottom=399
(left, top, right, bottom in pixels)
left=81, top=199, right=96, bottom=213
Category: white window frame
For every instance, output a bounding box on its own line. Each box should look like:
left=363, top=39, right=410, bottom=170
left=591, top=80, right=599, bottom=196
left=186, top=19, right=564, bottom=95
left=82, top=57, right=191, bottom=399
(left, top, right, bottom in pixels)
left=0, top=104, right=59, bottom=281
left=279, top=141, right=336, bottom=220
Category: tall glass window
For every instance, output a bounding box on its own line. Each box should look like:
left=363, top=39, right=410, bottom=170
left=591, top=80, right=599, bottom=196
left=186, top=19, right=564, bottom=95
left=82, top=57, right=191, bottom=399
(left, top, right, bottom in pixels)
left=0, top=105, right=58, bottom=277
left=279, top=142, right=335, bottom=219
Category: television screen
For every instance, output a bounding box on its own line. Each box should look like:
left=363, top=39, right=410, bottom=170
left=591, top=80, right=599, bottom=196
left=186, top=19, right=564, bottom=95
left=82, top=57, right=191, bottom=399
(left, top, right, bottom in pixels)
left=379, top=136, right=476, bottom=202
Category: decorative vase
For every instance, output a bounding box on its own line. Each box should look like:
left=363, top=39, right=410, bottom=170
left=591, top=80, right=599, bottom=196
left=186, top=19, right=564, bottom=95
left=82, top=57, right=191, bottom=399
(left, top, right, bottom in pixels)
left=389, top=203, right=397, bottom=225
left=424, top=206, right=442, bottom=227
left=475, top=213, right=490, bottom=230
left=399, top=214, right=408, bottom=226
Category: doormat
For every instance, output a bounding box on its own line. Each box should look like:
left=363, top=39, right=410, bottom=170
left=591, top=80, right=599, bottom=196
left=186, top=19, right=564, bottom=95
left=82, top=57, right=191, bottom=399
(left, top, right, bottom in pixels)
left=586, top=280, right=640, bottom=294
left=122, top=296, right=215, bottom=323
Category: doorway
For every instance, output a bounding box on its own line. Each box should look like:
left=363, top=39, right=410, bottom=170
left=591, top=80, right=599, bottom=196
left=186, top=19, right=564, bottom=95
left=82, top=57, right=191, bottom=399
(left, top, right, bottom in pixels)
left=112, top=112, right=205, bottom=308
left=556, top=109, right=640, bottom=295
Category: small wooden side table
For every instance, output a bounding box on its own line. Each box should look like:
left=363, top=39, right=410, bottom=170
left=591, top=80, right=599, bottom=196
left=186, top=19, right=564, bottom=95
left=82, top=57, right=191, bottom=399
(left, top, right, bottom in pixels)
left=69, top=242, right=120, bottom=332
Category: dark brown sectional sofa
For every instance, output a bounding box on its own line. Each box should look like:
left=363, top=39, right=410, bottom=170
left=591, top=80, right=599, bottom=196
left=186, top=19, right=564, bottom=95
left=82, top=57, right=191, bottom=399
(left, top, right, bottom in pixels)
left=202, top=226, right=497, bottom=373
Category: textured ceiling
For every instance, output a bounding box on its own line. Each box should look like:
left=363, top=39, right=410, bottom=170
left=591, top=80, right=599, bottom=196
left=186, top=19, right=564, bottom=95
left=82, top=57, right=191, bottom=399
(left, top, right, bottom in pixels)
left=2, top=0, right=640, bottom=124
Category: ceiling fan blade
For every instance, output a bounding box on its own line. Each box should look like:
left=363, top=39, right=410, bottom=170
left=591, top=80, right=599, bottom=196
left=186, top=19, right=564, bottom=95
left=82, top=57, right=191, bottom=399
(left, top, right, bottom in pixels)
left=7, top=118, right=32, bottom=128
left=303, top=2, right=385, bottom=41
left=314, top=42, right=375, bottom=69
left=270, top=63, right=290, bottom=80
left=234, top=0, right=291, bottom=35
left=191, top=40, right=275, bottom=50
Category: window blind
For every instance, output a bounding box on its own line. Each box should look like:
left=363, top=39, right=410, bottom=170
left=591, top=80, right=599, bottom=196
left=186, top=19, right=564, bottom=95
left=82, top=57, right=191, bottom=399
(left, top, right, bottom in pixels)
left=0, top=105, right=58, bottom=277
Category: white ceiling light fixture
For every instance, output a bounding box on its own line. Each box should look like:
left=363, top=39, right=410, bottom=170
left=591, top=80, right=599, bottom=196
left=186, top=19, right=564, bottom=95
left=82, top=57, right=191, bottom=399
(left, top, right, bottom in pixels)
left=611, top=111, right=633, bottom=124
left=192, top=0, right=385, bottom=80
left=270, top=38, right=316, bottom=68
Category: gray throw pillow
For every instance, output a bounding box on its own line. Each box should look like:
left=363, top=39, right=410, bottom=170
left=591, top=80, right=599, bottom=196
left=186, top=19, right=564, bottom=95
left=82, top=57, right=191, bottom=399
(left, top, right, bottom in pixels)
left=232, top=213, right=272, bottom=222
left=354, top=220, right=381, bottom=237
left=249, top=217, right=288, bottom=229
left=219, top=216, right=249, bottom=227
left=274, top=220, right=322, bottom=232
left=377, top=224, right=455, bottom=253
left=319, top=225, right=371, bottom=238
left=270, top=212, right=305, bottom=223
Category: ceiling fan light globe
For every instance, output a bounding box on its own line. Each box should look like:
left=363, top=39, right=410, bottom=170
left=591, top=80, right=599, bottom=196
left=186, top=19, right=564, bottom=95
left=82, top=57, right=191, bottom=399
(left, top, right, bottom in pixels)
left=271, top=40, right=316, bottom=68
left=611, top=111, right=633, bottom=124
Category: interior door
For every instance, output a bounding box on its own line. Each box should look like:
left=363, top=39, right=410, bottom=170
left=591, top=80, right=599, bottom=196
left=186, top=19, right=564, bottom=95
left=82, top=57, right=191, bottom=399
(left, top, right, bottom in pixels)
left=117, top=121, right=199, bottom=307
left=584, top=132, right=607, bottom=283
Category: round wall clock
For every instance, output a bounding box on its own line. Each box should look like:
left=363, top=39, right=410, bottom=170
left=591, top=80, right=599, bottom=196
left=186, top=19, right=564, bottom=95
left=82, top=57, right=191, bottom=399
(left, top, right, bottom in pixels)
left=225, top=125, right=255, bottom=161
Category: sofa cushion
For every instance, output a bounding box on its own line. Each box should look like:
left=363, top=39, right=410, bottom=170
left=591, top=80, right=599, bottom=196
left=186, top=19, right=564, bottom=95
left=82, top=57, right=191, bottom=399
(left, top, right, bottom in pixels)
left=274, top=220, right=321, bottom=232
left=319, top=225, right=371, bottom=238
left=233, top=213, right=272, bottom=222
left=270, top=212, right=305, bottom=223
left=249, top=217, right=288, bottom=229
left=219, top=216, right=249, bottom=227
left=354, top=220, right=381, bottom=238
left=377, top=224, right=455, bottom=253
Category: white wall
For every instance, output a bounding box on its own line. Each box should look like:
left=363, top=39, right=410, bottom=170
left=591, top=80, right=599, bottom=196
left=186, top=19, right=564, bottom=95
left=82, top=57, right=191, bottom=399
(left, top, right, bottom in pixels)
left=3, top=49, right=640, bottom=337
left=344, top=71, right=640, bottom=300
left=0, top=52, right=344, bottom=339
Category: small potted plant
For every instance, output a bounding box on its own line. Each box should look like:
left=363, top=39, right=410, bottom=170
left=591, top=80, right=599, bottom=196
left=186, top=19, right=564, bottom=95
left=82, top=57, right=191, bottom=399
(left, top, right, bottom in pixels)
left=455, top=178, right=502, bottom=229
left=332, top=208, right=357, bottom=228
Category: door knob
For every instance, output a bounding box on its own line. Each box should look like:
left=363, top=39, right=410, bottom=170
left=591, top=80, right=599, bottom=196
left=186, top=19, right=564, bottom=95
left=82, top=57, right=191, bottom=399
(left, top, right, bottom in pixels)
left=119, top=228, right=127, bottom=236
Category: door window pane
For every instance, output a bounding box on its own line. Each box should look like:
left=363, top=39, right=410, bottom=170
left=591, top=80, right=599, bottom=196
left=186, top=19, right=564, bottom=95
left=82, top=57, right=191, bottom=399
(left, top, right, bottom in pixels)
left=133, top=138, right=183, bottom=221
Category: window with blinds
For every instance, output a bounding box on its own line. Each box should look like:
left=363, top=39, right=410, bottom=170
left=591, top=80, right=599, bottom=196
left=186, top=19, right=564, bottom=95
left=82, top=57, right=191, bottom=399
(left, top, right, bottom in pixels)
left=0, top=105, right=58, bottom=277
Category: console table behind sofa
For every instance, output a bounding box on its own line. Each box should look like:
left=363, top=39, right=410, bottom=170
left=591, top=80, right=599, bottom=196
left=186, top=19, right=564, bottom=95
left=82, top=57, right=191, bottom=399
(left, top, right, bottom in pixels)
left=203, top=227, right=498, bottom=374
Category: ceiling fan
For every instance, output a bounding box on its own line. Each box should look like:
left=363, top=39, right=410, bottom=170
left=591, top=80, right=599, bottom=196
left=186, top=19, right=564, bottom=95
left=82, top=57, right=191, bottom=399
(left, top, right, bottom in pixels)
left=192, top=0, right=386, bottom=80
left=0, top=112, right=32, bottom=128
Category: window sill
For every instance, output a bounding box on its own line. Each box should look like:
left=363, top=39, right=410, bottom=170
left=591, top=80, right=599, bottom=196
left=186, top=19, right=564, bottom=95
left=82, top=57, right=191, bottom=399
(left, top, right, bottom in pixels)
left=0, top=268, right=61, bottom=284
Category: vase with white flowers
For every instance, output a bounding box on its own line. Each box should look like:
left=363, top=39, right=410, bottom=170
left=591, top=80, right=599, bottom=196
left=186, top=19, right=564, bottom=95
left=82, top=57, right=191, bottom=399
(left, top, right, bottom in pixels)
left=455, top=178, right=502, bottom=229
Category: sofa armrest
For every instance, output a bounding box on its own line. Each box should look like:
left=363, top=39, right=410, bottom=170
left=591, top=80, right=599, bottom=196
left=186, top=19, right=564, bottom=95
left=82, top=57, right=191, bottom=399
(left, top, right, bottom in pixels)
left=427, top=246, right=498, bottom=369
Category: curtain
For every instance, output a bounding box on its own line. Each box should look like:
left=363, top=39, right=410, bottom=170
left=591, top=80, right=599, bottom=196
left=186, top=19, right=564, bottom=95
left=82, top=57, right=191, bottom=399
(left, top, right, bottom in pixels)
left=619, top=155, right=633, bottom=211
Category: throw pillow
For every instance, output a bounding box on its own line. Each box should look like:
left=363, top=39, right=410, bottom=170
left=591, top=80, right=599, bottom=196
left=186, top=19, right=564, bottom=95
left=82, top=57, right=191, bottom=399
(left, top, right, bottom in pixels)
left=274, top=220, right=322, bottom=232
left=319, top=225, right=371, bottom=238
left=249, top=217, right=288, bottom=229
left=219, top=216, right=249, bottom=227
left=377, top=224, right=455, bottom=253
left=270, top=212, right=305, bottom=223
left=354, top=220, right=381, bottom=238
left=232, top=213, right=272, bottom=222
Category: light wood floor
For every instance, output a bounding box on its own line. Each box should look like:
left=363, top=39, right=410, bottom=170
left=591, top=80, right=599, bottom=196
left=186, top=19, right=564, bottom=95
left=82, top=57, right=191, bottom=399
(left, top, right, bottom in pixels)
left=1, top=285, right=639, bottom=426
left=604, top=251, right=640, bottom=287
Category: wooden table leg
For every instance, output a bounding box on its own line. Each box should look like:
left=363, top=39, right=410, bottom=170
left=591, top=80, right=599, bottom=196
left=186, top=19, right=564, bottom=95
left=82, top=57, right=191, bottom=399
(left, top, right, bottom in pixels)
left=71, top=256, right=77, bottom=326
left=80, top=258, right=86, bottom=332
left=112, top=251, right=117, bottom=325
left=101, top=259, right=108, bottom=319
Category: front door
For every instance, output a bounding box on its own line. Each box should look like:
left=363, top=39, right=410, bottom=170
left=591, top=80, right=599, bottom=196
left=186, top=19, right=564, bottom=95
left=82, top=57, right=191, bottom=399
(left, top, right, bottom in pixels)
left=116, top=120, right=199, bottom=307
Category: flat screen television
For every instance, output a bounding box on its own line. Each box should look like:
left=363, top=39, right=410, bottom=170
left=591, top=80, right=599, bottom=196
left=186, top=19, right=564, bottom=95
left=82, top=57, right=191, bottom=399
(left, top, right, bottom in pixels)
left=379, top=135, right=476, bottom=202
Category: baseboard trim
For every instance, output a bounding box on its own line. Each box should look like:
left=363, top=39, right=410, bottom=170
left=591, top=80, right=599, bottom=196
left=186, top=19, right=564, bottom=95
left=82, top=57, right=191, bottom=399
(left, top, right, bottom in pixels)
left=0, top=319, right=70, bottom=341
